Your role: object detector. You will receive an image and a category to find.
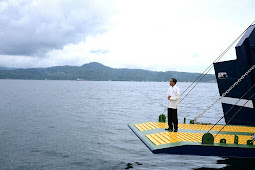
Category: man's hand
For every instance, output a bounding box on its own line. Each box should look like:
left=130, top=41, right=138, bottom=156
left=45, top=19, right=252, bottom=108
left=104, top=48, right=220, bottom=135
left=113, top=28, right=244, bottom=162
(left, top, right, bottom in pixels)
left=168, top=95, right=171, bottom=100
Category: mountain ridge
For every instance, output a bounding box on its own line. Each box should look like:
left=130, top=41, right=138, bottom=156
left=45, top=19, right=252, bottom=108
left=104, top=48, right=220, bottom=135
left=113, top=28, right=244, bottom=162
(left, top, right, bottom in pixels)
left=0, top=62, right=215, bottom=82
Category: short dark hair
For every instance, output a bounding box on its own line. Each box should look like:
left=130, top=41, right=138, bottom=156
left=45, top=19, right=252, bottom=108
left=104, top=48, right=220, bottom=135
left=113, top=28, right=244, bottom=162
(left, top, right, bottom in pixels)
left=171, top=78, right=177, bottom=84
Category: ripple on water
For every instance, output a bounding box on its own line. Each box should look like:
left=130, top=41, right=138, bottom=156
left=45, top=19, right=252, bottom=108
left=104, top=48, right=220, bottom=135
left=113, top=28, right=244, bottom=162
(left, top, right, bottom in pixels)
left=0, top=81, right=233, bottom=170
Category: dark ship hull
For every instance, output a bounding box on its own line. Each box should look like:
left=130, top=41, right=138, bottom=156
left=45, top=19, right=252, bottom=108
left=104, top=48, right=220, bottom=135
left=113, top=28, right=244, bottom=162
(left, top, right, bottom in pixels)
left=214, top=25, right=255, bottom=126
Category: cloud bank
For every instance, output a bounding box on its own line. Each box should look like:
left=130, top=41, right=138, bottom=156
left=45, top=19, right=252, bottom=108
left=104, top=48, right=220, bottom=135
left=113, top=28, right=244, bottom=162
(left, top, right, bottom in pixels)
left=0, top=0, right=254, bottom=73
left=0, top=0, right=114, bottom=56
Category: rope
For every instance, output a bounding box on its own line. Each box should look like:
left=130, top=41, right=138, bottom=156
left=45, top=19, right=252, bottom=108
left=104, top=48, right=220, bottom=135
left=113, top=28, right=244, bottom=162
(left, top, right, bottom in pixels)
left=161, top=20, right=255, bottom=117
left=180, top=20, right=255, bottom=103
left=214, top=91, right=255, bottom=138
left=207, top=83, right=255, bottom=134
left=194, top=65, right=255, bottom=122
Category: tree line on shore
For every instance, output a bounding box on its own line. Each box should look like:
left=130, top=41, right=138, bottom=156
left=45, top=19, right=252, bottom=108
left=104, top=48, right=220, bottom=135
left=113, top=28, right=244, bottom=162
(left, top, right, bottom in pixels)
left=0, top=62, right=215, bottom=82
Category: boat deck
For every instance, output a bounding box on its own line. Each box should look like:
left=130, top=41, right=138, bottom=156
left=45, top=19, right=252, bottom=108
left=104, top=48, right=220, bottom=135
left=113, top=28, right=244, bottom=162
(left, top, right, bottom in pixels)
left=128, top=122, right=255, bottom=157
left=135, top=122, right=255, bottom=133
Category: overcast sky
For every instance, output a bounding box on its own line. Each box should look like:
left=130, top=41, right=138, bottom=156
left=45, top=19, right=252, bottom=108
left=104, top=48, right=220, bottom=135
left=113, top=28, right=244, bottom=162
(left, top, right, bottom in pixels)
left=0, top=0, right=254, bottom=73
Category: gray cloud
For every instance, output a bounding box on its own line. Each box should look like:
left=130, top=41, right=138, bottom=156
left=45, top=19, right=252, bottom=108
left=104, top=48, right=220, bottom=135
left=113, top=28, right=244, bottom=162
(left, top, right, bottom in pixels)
left=90, top=49, right=109, bottom=54
left=0, top=0, right=114, bottom=57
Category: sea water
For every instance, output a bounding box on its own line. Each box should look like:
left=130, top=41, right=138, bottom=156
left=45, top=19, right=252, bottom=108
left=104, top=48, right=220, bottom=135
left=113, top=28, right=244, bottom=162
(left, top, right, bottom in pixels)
left=0, top=80, right=253, bottom=170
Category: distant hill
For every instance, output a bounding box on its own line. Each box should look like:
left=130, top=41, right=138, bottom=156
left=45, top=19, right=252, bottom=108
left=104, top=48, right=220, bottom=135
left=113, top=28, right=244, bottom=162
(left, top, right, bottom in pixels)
left=0, top=62, right=215, bottom=82
left=0, top=66, right=18, bottom=70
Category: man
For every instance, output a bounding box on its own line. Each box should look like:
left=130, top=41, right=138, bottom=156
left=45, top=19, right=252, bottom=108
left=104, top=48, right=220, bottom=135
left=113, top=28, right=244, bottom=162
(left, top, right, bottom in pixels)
left=165, top=78, right=180, bottom=132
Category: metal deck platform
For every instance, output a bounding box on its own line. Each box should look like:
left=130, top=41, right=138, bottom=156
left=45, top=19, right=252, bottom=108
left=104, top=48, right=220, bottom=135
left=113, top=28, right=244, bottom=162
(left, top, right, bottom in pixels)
left=128, top=122, right=255, bottom=158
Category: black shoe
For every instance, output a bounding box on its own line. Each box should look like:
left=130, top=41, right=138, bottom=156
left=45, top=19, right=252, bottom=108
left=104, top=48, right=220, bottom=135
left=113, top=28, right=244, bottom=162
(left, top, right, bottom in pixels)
left=165, top=128, right=173, bottom=131
left=174, top=129, right=178, bottom=132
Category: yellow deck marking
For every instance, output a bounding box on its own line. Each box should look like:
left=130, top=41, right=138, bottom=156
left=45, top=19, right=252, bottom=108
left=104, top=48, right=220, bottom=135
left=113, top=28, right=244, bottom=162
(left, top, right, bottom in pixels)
left=146, top=122, right=156, bottom=130
left=148, top=122, right=159, bottom=129
left=135, top=122, right=255, bottom=133
left=162, top=132, right=179, bottom=143
left=146, top=132, right=253, bottom=146
left=146, top=135, right=161, bottom=145
left=155, top=133, right=170, bottom=143
left=150, top=134, right=167, bottom=145
left=134, top=124, right=144, bottom=131
left=140, top=123, right=149, bottom=131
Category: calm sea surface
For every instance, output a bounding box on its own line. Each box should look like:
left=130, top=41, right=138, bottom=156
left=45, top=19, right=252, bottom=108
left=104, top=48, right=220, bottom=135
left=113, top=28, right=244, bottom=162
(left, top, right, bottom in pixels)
left=0, top=80, right=253, bottom=170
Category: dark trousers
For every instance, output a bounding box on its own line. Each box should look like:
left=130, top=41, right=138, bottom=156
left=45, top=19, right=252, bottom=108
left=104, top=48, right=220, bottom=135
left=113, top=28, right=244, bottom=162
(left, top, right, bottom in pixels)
left=168, top=108, right=178, bottom=131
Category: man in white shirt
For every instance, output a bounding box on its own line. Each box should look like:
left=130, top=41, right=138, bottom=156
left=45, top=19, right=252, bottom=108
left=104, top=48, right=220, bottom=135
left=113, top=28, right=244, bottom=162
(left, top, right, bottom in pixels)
left=165, top=78, right=180, bottom=132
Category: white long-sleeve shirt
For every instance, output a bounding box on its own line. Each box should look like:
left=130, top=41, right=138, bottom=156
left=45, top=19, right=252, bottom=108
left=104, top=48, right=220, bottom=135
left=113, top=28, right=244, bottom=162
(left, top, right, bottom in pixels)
left=167, top=85, right=181, bottom=109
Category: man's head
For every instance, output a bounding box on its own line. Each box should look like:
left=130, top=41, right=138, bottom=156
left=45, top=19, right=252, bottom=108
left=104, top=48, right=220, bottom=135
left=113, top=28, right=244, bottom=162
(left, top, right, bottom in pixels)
left=170, top=78, right=177, bottom=87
